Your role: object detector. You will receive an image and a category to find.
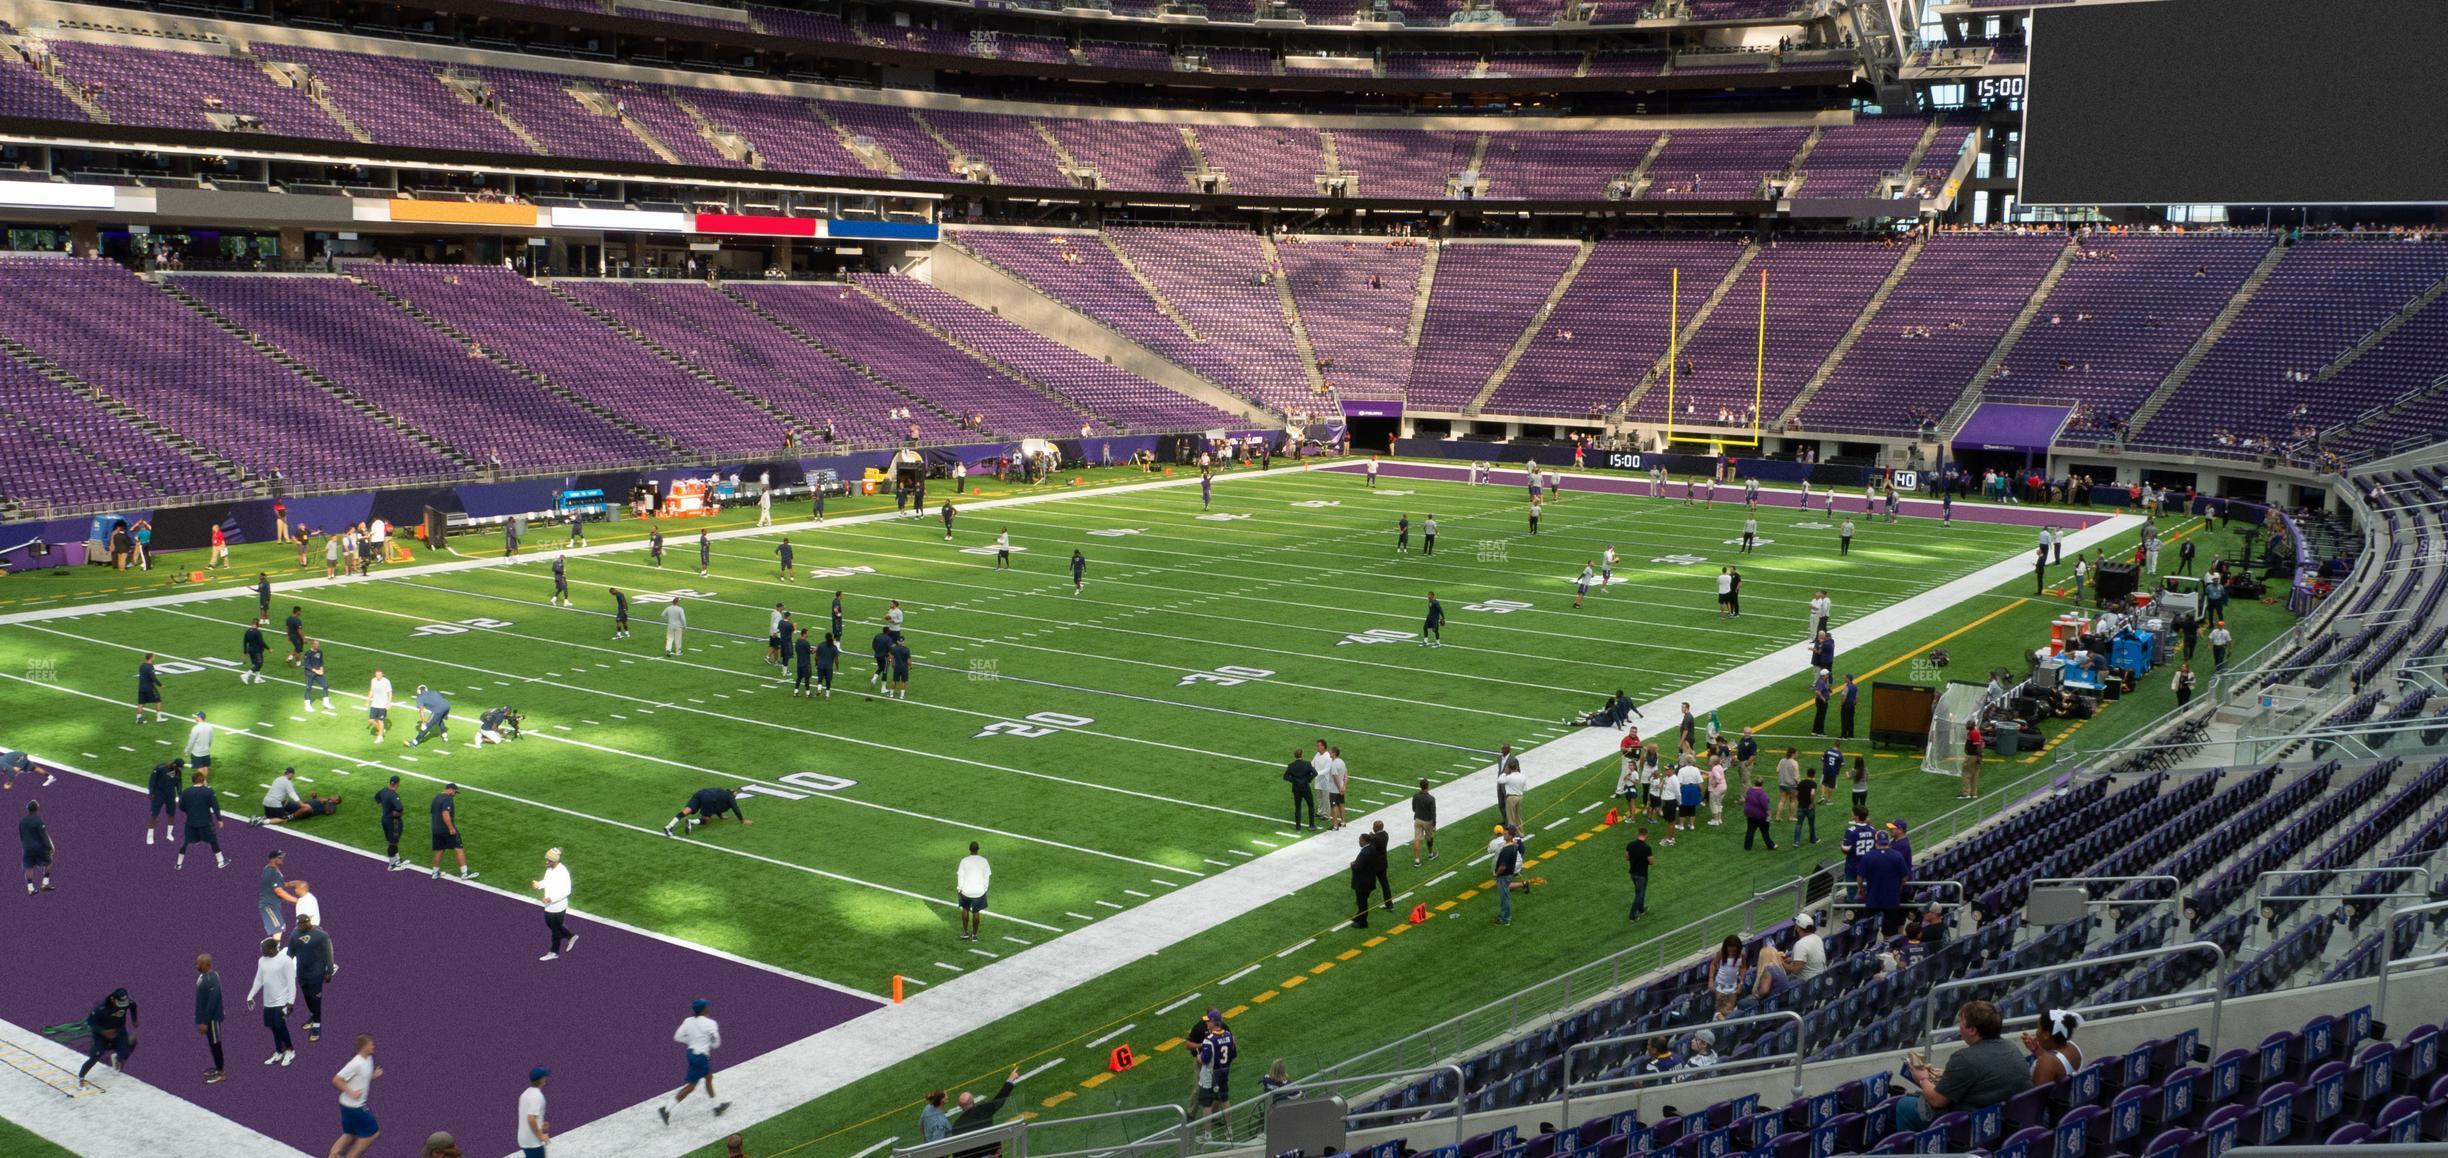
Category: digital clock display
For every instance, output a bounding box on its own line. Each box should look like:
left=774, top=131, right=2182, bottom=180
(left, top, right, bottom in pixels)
left=1977, top=76, right=2027, bottom=101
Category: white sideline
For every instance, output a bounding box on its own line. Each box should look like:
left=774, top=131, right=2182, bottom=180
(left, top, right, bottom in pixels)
left=546, top=503, right=2140, bottom=1158
left=0, top=461, right=1282, bottom=629
left=0, top=1011, right=300, bottom=1157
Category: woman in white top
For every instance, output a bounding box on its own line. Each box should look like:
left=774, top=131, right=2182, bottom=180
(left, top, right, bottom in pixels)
left=2022, top=1009, right=2085, bottom=1086
left=1708, top=935, right=1746, bottom=1018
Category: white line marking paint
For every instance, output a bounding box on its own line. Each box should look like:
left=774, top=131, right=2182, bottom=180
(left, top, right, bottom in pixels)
left=1274, top=938, right=1316, bottom=958
left=1219, top=964, right=1260, bottom=986
left=1154, top=993, right=1203, bottom=1017
left=1016, top=1057, right=1067, bottom=1082
left=1094, top=899, right=1124, bottom=910
left=1086, top=1024, right=1137, bottom=1050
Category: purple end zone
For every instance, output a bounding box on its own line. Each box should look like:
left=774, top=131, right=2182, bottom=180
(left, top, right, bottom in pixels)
left=1342, top=461, right=2094, bottom=529
left=4, top=764, right=879, bottom=1154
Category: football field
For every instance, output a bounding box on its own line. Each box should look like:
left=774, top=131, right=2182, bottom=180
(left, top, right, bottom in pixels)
left=0, top=460, right=2256, bottom=1155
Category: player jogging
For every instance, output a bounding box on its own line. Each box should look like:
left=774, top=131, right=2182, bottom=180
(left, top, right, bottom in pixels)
left=610, top=588, right=630, bottom=640
left=664, top=787, right=750, bottom=837
left=869, top=628, right=892, bottom=686
left=550, top=556, right=570, bottom=607
left=1071, top=549, right=1087, bottom=594
left=994, top=528, right=1011, bottom=570
left=697, top=531, right=710, bottom=577
left=648, top=525, right=664, bottom=567
left=1422, top=515, right=1438, bottom=556
left=366, top=670, right=392, bottom=743
left=1396, top=515, right=1410, bottom=554
left=428, top=783, right=476, bottom=881
left=1421, top=592, right=1445, bottom=647
left=136, top=654, right=167, bottom=723
left=284, top=607, right=306, bottom=666
left=774, top=537, right=795, bottom=582
left=659, top=999, right=728, bottom=1124
left=241, top=619, right=269, bottom=684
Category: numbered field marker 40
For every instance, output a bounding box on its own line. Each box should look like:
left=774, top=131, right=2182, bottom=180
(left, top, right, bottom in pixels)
left=974, top=712, right=1096, bottom=739
left=1176, top=665, right=1275, bottom=687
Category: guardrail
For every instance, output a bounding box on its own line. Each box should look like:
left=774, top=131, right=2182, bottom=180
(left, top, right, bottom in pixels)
left=1269, top=1064, right=1469, bottom=1149
left=1559, top=1009, right=1805, bottom=1125
left=891, top=1105, right=1191, bottom=1158
left=1921, top=942, right=2228, bottom=1058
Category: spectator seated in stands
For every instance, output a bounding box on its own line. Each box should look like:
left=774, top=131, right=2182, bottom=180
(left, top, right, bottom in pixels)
left=1680, top=1028, right=1719, bottom=1074
left=1570, top=689, right=1642, bottom=729
left=1640, top=1036, right=1677, bottom=1078
left=2021, top=1008, right=2084, bottom=1087
left=1895, top=999, right=2025, bottom=1130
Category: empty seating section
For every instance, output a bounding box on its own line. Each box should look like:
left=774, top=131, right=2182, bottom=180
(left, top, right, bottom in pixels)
left=1044, top=120, right=1193, bottom=192
left=600, top=81, right=739, bottom=168
left=853, top=274, right=1237, bottom=432
left=723, top=283, right=1066, bottom=437
left=1997, top=234, right=2274, bottom=424
left=1637, top=126, right=1809, bottom=199
left=1478, top=131, right=1658, bottom=200
left=1196, top=125, right=1326, bottom=197
left=955, top=231, right=1216, bottom=393
left=1077, top=40, right=1171, bottom=70
left=1386, top=53, right=1482, bottom=78
left=0, top=258, right=456, bottom=486
left=548, top=279, right=912, bottom=446
left=994, top=34, right=1075, bottom=66
left=1278, top=239, right=1427, bottom=400
left=174, top=274, right=662, bottom=471
left=0, top=51, right=87, bottom=122
left=1687, top=0, right=1803, bottom=15
left=2139, top=238, right=2448, bottom=449
left=468, top=66, right=659, bottom=164
left=611, top=4, right=748, bottom=29
left=691, top=91, right=871, bottom=176
left=924, top=108, right=1068, bottom=187
left=48, top=42, right=340, bottom=138
left=354, top=263, right=785, bottom=456
left=252, top=46, right=529, bottom=154
left=1404, top=242, right=1577, bottom=411
left=1486, top=52, right=1584, bottom=77
left=1586, top=49, right=1671, bottom=75
left=819, top=101, right=950, bottom=179
left=1492, top=237, right=1748, bottom=417
left=1106, top=227, right=1317, bottom=411
left=1797, top=116, right=1928, bottom=198
left=745, top=7, right=862, bottom=41
left=1801, top=234, right=2065, bottom=435
left=1332, top=130, right=1476, bottom=199
left=1626, top=239, right=1906, bottom=423
left=1192, top=47, right=1275, bottom=74
left=0, top=359, right=232, bottom=508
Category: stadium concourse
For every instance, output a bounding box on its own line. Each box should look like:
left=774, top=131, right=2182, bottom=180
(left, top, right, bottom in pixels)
left=0, top=463, right=2152, bottom=1156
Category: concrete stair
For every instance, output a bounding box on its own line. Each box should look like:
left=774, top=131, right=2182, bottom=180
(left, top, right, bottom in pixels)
left=2125, top=241, right=2291, bottom=431
left=1099, top=233, right=1203, bottom=340
left=0, top=335, right=253, bottom=486
left=1031, top=121, right=1092, bottom=187
left=910, top=111, right=986, bottom=181
left=846, top=279, right=1103, bottom=429
left=1936, top=238, right=2081, bottom=430
left=1404, top=241, right=1440, bottom=346
left=441, top=70, right=549, bottom=155
left=669, top=92, right=762, bottom=166
left=1776, top=234, right=1929, bottom=427
left=1892, top=115, right=1952, bottom=189
left=36, top=60, right=110, bottom=121
left=256, top=57, right=372, bottom=142
left=349, top=276, right=677, bottom=453
left=805, top=101, right=894, bottom=176
left=1464, top=239, right=1595, bottom=416
left=1257, top=232, right=1330, bottom=396
left=153, top=277, right=474, bottom=469
left=1618, top=243, right=1761, bottom=413
left=714, top=285, right=966, bottom=427
left=570, top=83, right=682, bottom=165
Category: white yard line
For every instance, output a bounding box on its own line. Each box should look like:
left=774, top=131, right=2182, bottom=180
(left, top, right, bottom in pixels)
left=542, top=510, right=2138, bottom=1158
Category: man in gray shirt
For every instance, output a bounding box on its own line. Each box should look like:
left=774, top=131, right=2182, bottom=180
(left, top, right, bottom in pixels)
left=258, top=850, right=298, bottom=938
left=1898, top=1000, right=2027, bottom=1129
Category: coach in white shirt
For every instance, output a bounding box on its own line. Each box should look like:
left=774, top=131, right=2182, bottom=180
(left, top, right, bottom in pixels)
left=533, top=848, right=576, bottom=962
left=956, top=842, right=991, bottom=943
left=1808, top=592, right=1833, bottom=639
left=1500, top=761, right=1529, bottom=830
left=663, top=599, right=688, bottom=658
left=245, top=936, right=299, bottom=1066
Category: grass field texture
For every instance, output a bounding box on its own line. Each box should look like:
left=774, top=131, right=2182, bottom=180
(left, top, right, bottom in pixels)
left=0, top=462, right=2286, bottom=1155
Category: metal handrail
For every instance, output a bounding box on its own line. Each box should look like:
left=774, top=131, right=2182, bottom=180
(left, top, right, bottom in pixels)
left=1270, top=1064, right=1469, bottom=1148
left=1830, top=879, right=1966, bottom=912
left=2249, top=866, right=2436, bottom=928
left=1923, top=941, right=2229, bottom=1058
left=1028, top=1104, right=1192, bottom=1158
left=1559, top=1009, right=1806, bottom=1125
left=894, top=1119, right=1027, bottom=1158
left=2375, top=898, right=2448, bottom=1026
left=2034, top=874, right=2181, bottom=901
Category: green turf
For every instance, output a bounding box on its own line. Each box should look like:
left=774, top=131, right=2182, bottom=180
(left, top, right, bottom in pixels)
left=0, top=462, right=2289, bottom=1155
left=0, top=1113, right=76, bottom=1157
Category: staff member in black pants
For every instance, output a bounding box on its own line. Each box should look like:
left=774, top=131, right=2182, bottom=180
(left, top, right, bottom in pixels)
left=375, top=776, right=406, bottom=872
left=1838, top=675, right=1860, bottom=740
left=1367, top=821, right=1395, bottom=911
left=1348, top=832, right=1384, bottom=929
left=1284, top=747, right=1318, bottom=831
left=288, top=915, right=335, bottom=1044
left=2034, top=544, right=2050, bottom=595
left=195, top=954, right=226, bottom=1084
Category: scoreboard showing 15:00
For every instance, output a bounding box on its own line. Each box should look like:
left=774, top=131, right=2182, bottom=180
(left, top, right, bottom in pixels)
left=1976, top=76, right=2025, bottom=102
